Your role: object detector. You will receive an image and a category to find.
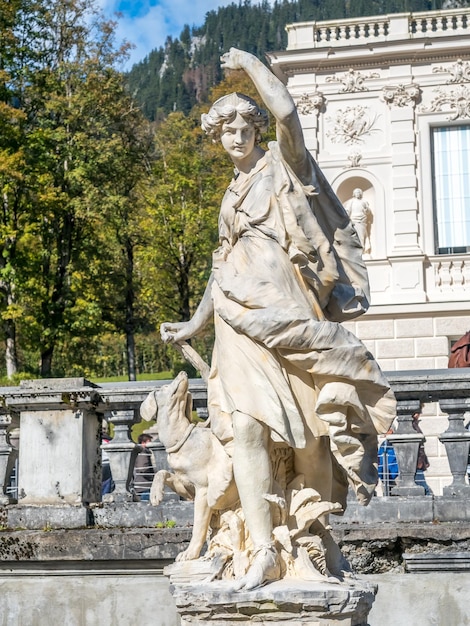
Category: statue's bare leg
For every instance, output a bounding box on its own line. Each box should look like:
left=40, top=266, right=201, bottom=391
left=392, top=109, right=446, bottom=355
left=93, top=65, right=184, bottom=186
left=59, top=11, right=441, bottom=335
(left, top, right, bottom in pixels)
left=231, top=410, right=280, bottom=590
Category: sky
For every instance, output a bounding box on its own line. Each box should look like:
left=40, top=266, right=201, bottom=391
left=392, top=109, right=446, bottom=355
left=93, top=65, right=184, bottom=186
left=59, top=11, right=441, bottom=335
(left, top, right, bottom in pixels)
left=97, top=0, right=237, bottom=68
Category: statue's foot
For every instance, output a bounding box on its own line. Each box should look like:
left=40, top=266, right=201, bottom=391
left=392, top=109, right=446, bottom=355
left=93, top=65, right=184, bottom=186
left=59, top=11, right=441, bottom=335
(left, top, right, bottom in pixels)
left=233, top=544, right=281, bottom=591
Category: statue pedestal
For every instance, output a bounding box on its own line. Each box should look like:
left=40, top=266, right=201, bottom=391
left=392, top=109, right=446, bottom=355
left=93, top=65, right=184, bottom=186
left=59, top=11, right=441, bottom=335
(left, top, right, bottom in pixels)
left=165, top=565, right=377, bottom=626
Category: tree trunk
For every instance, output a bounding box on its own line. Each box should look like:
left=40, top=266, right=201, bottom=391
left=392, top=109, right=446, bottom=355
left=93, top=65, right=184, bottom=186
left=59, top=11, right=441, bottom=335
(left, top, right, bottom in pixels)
left=5, top=319, right=17, bottom=379
left=126, top=332, right=136, bottom=382
left=125, top=237, right=136, bottom=381
left=40, top=346, right=54, bottom=378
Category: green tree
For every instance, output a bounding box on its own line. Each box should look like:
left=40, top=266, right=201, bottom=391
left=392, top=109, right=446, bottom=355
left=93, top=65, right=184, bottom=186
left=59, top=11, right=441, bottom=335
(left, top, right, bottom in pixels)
left=138, top=111, right=223, bottom=370
left=0, top=0, right=31, bottom=378
left=1, top=0, right=152, bottom=378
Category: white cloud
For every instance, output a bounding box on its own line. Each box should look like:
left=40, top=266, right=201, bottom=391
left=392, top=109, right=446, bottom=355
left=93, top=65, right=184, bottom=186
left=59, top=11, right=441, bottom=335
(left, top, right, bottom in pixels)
left=97, top=0, right=237, bottom=68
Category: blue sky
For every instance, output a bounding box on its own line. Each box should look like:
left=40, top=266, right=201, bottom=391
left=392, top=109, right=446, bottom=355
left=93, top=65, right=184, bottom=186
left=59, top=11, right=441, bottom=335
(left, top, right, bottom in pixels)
left=97, top=0, right=237, bottom=67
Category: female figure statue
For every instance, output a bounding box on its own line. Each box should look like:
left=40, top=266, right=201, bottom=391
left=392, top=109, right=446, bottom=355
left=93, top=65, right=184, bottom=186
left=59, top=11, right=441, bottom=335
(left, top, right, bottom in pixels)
left=161, top=49, right=395, bottom=590
left=345, top=188, right=372, bottom=254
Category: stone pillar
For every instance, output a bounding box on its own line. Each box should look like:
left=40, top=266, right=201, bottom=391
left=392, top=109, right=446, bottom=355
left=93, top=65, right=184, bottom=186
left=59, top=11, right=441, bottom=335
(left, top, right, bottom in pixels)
left=438, top=398, right=470, bottom=497
left=293, top=88, right=324, bottom=160
left=0, top=413, right=12, bottom=505
left=148, top=438, right=179, bottom=503
left=388, top=398, right=425, bottom=496
left=102, top=409, right=140, bottom=503
left=383, top=75, right=426, bottom=304
left=4, top=378, right=102, bottom=529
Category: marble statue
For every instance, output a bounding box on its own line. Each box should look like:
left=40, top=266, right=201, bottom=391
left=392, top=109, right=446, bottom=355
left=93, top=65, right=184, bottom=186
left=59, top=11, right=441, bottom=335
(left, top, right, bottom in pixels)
left=158, top=48, right=396, bottom=591
left=344, top=188, right=372, bottom=254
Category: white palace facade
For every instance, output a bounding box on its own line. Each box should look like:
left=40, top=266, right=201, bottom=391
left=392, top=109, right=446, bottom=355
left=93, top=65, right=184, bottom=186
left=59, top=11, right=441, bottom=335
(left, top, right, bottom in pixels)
left=269, top=7, right=470, bottom=372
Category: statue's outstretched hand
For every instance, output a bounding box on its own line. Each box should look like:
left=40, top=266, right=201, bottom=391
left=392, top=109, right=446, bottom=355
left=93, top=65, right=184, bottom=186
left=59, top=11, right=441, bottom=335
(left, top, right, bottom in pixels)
left=160, top=321, right=195, bottom=344
left=220, top=47, right=249, bottom=71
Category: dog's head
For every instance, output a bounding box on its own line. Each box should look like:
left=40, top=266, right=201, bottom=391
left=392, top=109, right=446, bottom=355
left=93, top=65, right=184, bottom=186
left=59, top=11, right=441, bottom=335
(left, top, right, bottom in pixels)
left=140, top=371, right=192, bottom=428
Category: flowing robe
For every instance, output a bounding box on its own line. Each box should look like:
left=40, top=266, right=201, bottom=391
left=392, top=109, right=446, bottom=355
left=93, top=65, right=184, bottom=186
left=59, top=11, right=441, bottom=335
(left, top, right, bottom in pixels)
left=207, top=142, right=395, bottom=507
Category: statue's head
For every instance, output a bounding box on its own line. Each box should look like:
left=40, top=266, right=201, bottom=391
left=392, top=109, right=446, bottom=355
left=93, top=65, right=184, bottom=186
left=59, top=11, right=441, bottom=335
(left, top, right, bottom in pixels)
left=201, top=93, right=269, bottom=144
left=353, top=188, right=363, bottom=198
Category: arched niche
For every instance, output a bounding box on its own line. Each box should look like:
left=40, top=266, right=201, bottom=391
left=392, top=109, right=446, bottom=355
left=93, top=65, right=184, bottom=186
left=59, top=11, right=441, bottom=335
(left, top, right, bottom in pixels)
left=331, top=170, right=385, bottom=260
left=334, top=173, right=375, bottom=211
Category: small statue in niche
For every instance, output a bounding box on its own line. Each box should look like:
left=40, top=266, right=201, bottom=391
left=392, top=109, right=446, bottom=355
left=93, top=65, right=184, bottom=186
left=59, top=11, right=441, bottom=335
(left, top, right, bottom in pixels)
left=345, top=188, right=372, bottom=254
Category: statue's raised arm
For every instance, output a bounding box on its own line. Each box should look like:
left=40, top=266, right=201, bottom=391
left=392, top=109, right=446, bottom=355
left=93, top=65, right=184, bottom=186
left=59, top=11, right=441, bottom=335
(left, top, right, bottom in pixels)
left=220, top=48, right=312, bottom=184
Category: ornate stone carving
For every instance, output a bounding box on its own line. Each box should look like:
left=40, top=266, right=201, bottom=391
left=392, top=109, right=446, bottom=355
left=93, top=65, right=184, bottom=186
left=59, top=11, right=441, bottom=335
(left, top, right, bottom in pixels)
left=326, top=68, right=379, bottom=92
left=326, top=105, right=379, bottom=144
left=381, top=83, right=421, bottom=107
left=421, top=84, right=470, bottom=120
left=346, top=149, right=363, bottom=168
left=344, top=188, right=372, bottom=254
left=159, top=47, right=395, bottom=596
left=295, top=90, right=325, bottom=115
left=433, top=58, right=470, bottom=83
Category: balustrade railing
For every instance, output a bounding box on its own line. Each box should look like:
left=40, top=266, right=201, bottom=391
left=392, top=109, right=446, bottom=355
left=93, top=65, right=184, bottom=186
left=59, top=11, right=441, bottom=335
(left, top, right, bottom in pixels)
left=1, top=370, right=469, bottom=528
left=285, top=8, right=470, bottom=50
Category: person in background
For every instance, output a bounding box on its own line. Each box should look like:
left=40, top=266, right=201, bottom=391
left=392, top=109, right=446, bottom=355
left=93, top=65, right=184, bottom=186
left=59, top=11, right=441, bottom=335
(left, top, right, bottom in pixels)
left=412, top=412, right=432, bottom=495
left=133, top=434, right=156, bottom=502
left=377, top=428, right=399, bottom=496
left=101, top=420, right=114, bottom=496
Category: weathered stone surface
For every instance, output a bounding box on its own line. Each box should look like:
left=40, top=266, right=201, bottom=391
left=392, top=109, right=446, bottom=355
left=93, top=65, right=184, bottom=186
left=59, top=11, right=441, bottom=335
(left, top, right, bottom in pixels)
left=7, top=504, right=91, bottom=530
left=0, top=527, right=192, bottom=562
left=338, top=496, right=433, bottom=524
left=91, top=500, right=194, bottom=528
left=168, top=578, right=377, bottom=626
left=404, top=551, right=470, bottom=572
left=332, top=522, right=470, bottom=575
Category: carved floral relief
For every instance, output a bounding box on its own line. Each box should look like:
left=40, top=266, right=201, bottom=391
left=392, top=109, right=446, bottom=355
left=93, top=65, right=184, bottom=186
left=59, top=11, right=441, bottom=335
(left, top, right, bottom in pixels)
left=295, top=91, right=325, bottom=116
left=432, top=58, right=470, bottom=84
left=326, top=105, right=379, bottom=145
left=420, top=84, right=470, bottom=120
left=326, top=68, right=380, bottom=92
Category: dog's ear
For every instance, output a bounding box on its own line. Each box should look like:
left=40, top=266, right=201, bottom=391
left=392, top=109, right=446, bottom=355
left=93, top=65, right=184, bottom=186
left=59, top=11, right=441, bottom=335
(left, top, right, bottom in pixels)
left=185, top=391, right=193, bottom=422
left=140, top=390, right=158, bottom=421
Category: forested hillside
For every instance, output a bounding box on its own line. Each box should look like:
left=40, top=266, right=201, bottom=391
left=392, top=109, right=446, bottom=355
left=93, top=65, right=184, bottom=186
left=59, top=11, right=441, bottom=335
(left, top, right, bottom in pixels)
left=127, top=0, right=445, bottom=120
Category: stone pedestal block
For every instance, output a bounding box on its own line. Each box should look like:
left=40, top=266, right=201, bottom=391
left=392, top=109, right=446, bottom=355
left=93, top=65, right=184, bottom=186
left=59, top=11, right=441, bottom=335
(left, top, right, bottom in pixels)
left=7, top=504, right=91, bottom=529
left=166, top=574, right=377, bottom=626
left=7, top=378, right=102, bottom=507
left=18, top=408, right=100, bottom=505
left=90, top=500, right=193, bottom=529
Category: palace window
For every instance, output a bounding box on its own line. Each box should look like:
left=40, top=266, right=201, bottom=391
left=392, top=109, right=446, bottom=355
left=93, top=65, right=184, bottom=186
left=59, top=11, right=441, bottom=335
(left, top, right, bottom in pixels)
left=431, top=125, right=470, bottom=254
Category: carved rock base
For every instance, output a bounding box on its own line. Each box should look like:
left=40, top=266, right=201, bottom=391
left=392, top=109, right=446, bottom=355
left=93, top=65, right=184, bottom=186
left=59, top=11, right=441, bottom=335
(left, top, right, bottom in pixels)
left=165, top=566, right=377, bottom=626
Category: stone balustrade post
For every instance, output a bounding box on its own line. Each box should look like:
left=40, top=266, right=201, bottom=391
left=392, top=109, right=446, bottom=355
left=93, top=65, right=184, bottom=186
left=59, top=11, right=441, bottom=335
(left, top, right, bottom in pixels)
left=147, top=438, right=179, bottom=503
left=438, top=398, right=470, bottom=497
left=0, top=413, right=12, bottom=505
left=2, top=378, right=102, bottom=528
left=101, top=409, right=140, bottom=503
left=388, top=398, right=425, bottom=496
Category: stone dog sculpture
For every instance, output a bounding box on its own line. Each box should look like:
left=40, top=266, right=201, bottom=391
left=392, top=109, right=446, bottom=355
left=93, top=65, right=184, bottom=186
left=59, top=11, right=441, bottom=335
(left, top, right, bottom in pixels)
left=156, top=47, right=396, bottom=590
left=140, top=370, right=238, bottom=562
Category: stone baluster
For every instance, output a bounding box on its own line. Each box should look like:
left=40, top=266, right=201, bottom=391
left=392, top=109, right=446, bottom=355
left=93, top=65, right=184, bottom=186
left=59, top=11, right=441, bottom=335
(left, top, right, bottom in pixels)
left=0, top=413, right=12, bottom=505
left=438, top=398, right=470, bottom=497
left=102, top=409, right=140, bottom=503
left=148, top=438, right=179, bottom=503
left=388, top=399, right=425, bottom=496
